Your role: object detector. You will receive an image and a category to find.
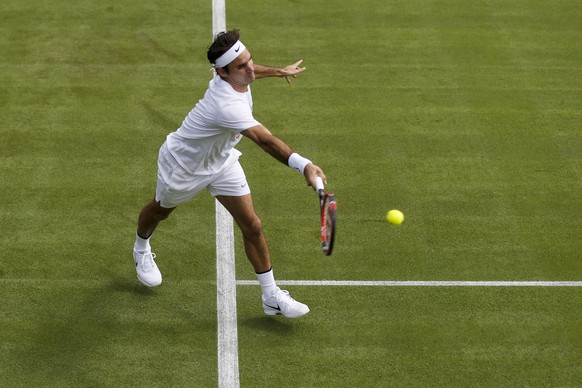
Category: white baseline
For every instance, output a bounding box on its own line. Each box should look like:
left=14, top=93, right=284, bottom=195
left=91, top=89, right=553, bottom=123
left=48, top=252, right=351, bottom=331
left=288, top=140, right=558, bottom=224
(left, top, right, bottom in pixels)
left=236, top=280, right=582, bottom=287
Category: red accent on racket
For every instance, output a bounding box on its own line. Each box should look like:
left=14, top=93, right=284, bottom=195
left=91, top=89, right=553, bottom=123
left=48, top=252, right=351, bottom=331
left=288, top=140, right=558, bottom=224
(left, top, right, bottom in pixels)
left=315, top=177, right=336, bottom=256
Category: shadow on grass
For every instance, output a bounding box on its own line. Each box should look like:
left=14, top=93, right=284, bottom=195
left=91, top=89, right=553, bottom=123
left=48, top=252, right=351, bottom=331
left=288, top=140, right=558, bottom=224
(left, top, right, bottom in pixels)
left=109, top=275, right=157, bottom=296
left=239, top=316, right=298, bottom=335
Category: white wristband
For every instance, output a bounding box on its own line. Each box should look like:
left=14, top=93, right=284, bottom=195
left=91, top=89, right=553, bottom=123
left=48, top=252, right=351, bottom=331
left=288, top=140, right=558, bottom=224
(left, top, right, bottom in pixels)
left=288, top=153, right=312, bottom=174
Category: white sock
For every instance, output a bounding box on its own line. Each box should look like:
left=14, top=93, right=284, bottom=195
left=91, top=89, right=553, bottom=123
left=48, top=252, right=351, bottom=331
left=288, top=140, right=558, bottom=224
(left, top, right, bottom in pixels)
left=256, top=268, right=277, bottom=299
left=134, top=233, right=151, bottom=252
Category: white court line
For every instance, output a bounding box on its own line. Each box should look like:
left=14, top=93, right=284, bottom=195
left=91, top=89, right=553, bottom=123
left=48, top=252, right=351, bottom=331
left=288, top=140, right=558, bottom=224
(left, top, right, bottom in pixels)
left=212, top=0, right=226, bottom=36
left=215, top=201, right=239, bottom=388
left=236, top=280, right=582, bottom=287
left=213, top=2, right=239, bottom=387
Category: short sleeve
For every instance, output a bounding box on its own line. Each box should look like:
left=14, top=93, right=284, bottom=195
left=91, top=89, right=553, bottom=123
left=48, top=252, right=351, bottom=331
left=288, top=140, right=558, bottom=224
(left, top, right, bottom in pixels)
left=217, top=100, right=261, bottom=133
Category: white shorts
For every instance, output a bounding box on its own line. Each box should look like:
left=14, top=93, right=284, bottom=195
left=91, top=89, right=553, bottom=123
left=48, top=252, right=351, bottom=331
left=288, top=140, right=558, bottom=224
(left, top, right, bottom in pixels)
left=155, top=143, right=251, bottom=208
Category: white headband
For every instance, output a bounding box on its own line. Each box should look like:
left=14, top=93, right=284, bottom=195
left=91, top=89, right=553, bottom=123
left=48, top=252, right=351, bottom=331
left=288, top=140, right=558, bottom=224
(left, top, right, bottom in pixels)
left=214, top=40, right=246, bottom=68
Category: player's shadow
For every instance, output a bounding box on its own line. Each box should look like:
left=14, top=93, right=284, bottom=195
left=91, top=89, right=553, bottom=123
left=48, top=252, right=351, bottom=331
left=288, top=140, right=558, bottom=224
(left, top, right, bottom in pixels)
left=239, top=316, right=297, bottom=335
left=109, top=275, right=157, bottom=296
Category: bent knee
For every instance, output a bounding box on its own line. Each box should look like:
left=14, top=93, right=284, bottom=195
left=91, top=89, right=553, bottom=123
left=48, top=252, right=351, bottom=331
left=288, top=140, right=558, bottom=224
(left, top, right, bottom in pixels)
left=241, top=216, right=263, bottom=238
left=146, top=201, right=175, bottom=221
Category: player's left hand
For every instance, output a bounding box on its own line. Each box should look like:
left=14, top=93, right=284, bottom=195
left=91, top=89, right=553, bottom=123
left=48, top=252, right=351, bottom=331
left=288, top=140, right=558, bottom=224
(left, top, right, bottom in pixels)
left=282, top=60, right=306, bottom=84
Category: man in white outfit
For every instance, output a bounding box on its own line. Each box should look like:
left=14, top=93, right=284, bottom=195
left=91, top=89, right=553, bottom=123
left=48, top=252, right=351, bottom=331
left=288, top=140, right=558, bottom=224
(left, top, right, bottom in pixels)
left=132, top=29, right=326, bottom=318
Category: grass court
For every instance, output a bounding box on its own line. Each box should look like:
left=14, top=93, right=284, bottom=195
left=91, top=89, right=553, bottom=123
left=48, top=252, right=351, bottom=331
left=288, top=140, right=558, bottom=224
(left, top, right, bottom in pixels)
left=1, top=0, right=581, bottom=386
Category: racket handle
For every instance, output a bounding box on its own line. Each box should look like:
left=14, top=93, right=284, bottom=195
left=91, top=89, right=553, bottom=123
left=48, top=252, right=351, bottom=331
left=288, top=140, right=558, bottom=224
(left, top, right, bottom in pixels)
left=314, top=176, right=324, bottom=193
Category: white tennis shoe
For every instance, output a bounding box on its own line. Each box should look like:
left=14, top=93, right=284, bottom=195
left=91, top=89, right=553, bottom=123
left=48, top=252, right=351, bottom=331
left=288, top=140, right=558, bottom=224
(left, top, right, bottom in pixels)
left=133, top=249, right=162, bottom=287
left=262, top=287, right=310, bottom=318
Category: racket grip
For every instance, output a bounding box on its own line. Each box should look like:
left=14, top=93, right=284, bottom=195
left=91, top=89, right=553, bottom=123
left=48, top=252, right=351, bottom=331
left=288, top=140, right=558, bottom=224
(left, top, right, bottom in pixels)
left=314, top=176, right=324, bottom=192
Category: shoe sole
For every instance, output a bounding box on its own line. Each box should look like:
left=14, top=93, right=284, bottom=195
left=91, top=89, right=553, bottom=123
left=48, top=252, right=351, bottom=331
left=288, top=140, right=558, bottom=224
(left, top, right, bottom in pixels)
left=137, top=274, right=162, bottom=288
left=263, top=304, right=309, bottom=318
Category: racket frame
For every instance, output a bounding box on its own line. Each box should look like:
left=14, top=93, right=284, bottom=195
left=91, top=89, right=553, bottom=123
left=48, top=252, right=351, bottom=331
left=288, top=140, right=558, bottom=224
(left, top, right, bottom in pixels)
left=319, top=191, right=336, bottom=255
left=315, top=177, right=336, bottom=256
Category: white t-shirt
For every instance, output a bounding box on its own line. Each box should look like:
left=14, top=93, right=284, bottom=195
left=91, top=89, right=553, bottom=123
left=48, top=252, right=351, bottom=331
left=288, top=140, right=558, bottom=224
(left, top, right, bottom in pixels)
left=165, top=74, right=261, bottom=175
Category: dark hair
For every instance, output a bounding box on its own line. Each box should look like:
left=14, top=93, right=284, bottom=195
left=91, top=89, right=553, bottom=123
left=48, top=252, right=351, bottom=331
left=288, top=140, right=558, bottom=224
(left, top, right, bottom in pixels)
left=207, top=29, right=240, bottom=69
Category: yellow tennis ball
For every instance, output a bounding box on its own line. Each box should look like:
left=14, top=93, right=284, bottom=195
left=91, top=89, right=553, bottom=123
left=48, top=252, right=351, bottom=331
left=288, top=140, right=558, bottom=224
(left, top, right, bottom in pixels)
left=386, top=210, right=404, bottom=225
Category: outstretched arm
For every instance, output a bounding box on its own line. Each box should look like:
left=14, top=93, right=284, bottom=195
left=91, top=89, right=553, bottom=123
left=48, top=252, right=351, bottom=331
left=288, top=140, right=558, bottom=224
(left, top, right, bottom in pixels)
left=242, top=124, right=326, bottom=188
left=253, top=60, right=306, bottom=84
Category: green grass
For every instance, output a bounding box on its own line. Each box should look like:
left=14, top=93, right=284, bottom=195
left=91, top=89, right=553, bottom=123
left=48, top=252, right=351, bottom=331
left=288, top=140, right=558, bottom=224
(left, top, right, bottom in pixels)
left=237, top=286, right=580, bottom=386
left=1, top=0, right=581, bottom=386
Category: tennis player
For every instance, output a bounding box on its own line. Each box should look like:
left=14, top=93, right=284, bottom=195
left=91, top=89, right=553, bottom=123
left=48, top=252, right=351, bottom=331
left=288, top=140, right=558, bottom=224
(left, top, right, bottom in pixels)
left=132, top=29, right=326, bottom=318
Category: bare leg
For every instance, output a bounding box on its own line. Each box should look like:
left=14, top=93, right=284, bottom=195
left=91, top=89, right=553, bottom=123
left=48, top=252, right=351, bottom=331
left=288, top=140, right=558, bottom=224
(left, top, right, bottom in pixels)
left=216, top=194, right=271, bottom=273
left=217, top=194, right=309, bottom=318
left=137, top=199, right=176, bottom=239
left=132, top=199, right=173, bottom=287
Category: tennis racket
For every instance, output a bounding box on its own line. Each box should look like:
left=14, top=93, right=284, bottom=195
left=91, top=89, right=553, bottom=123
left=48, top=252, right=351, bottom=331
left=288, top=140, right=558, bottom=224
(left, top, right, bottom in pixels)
left=315, top=177, right=336, bottom=256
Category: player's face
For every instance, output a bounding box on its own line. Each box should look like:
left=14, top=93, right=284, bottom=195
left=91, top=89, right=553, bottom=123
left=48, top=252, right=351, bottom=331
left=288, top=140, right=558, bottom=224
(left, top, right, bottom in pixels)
left=223, top=49, right=255, bottom=88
